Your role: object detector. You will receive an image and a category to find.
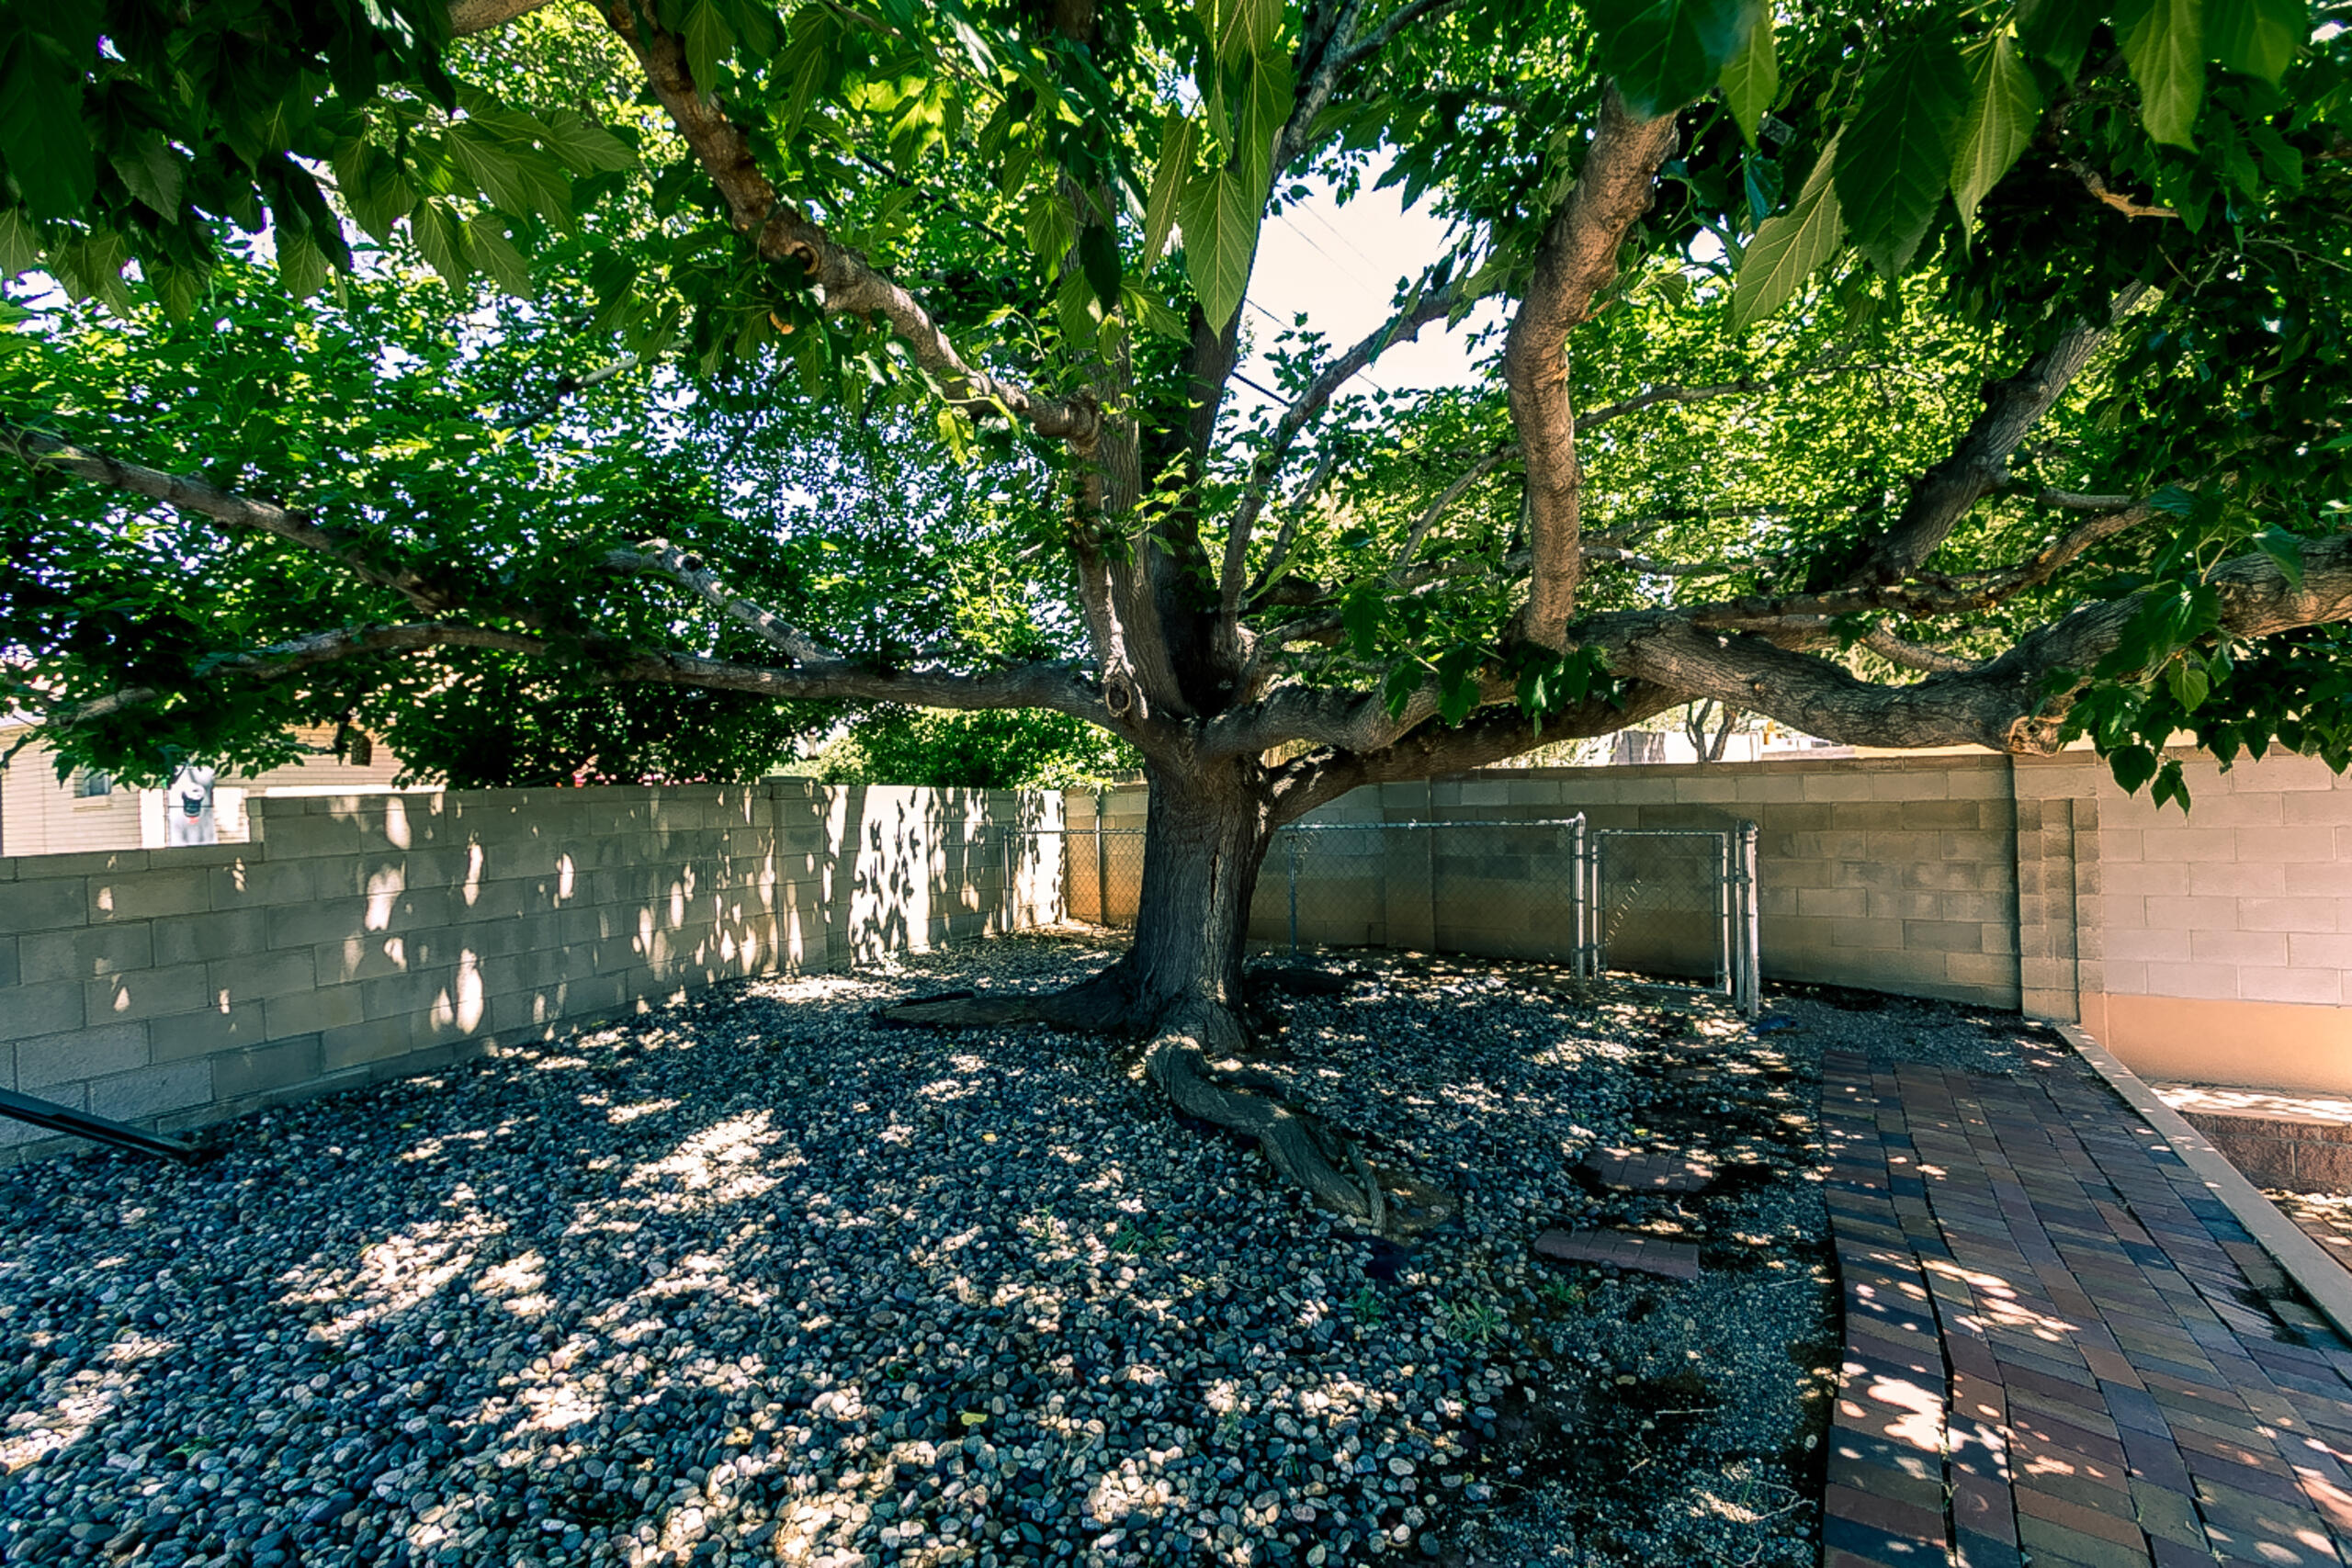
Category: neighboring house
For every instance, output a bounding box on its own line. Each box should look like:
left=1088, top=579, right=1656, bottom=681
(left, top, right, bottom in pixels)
left=0, top=718, right=409, bottom=857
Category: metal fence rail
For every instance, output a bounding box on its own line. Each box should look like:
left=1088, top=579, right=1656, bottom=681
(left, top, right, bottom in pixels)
left=1002, top=813, right=1760, bottom=1016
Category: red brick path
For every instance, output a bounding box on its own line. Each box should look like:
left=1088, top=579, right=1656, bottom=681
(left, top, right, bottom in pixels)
left=1823, top=1051, right=2352, bottom=1568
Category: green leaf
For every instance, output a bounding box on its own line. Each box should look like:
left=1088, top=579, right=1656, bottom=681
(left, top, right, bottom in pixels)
left=538, top=109, right=636, bottom=175
left=2150, top=757, right=2189, bottom=810
left=777, top=9, right=840, bottom=139
left=1718, top=2, right=1778, bottom=146
left=447, top=125, right=535, bottom=217
left=1951, top=31, right=2042, bottom=237
left=934, top=404, right=974, bottom=466
left=1054, top=268, right=1101, bottom=350
left=1180, top=165, right=1260, bottom=332
left=1141, top=112, right=1195, bottom=268
left=0, top=209, right=38, bottom=276
left=1204, top=0, right=1283, bottom=66
left=52, top=229, right=130, bottom=315
left=1742, top=153, right=1781, bottom=224
left=1023, top=188, right=1076, bottom=275
left=2255, top=525, right=2306, bottom=588
left=333, top=141, right=415, bottom=245
left=1434, top=647, right=1482, bottom=725
left=1121, top=279, right=1187, bottom=338
left=1731, top=130, right=1842, bottom=331
left=112, top=138, right=184, bottom=219
left=409, top=199, right=470, bottom=288
left=1341, top=584, right=1385, bottom=658
left=468, top=214, right=533, bottom=297
left=2211, top=0, right=2302, bottom=85
left=1238, top=48, right=1295, bottom=190
left=276, top=228, right=330, bottom=299
left=2115, top=0, right=2205, bottom=149
left=2165, top=656, right=2211, bottom=712
left=1079, top=223, right=1122, bottom=310
left=0, top=25, right=95, bottom=220
left=683, top=0, right=734, bottom=89
left=1834, top=35, right=1967, bottom=276
left=2109, top=741, right=2160, bottom=793
left=1585, top=0, right=1758, bottom=119
left=2017, top=0, right=2099, bottom=77
left=149, top=263, right=206, bottom=321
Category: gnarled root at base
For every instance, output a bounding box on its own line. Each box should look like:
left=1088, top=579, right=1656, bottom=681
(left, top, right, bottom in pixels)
left=872, top=971, right=1453, bottom=1237
left=1143, top=998, right=1455, bottom=1237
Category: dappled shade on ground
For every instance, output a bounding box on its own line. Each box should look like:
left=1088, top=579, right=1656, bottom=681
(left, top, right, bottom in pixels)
left=0, top=934, right=1855, bottom=1568
left=1824, top=1050, right=2352, bottom=1567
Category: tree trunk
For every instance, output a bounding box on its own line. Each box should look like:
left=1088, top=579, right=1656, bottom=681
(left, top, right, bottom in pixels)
left=1118, top=755, right=1271, bottom=1018
left=876, top=753, right=1452, bottom=1234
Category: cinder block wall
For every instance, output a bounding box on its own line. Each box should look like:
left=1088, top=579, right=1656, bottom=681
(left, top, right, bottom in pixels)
left=1070, top=750, right=2352, bottom=1093
left=0, top=781, right=1064, bottom=1163
left=1074, top=755, right=2025, bottom=1005
left=2090, top=751, right=2352, bottom=1092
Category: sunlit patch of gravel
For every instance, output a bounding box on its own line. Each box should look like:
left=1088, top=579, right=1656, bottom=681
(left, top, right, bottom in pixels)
left=0, top=931, right=2073, bottom=1568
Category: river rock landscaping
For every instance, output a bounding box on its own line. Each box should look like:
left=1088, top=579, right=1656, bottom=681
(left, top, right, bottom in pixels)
left=0, top=931, right=2064, bottom=1567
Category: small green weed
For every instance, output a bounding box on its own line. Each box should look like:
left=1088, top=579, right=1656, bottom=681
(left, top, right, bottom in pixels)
left=1109, top=1217, right=1174, bottom=1257
left=1538, top=1277, right=1587, bottom=1310
left=1443, top=1297, right=1507, bottom=1348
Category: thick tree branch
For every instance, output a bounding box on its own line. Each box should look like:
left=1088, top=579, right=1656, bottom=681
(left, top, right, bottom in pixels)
left=611, top=649, right=1114, bottom=723
left=1860, top=627, right=1978, bottom=673
left=1848, top=285, right=2148, bottom=583
left=1689, top=498, right=2158, bottom=632
left=2022, top=486, right=2138, bottom=512
left=40, top=624, right=550, bottom=728
left=605, top=542, right=837, bottom=665
left=10, top=429, right=466, bottom=615
left=1273, top=0, right=1369, bottom=177
left=604, top=5, right=1099, bottom=447
left=54, top=620, right=1115, bottom=735
left=1503, top=89, right=1680, bottom=650
left=448, top=0, right=560, bottom=36
left=1268, top=678, right=1685, bottom=822
left=1590, top=534, right=2352, bottom=753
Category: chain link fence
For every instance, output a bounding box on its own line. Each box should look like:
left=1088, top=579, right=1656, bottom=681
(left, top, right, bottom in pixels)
left=1009, top=814, right=1759, bottom=1015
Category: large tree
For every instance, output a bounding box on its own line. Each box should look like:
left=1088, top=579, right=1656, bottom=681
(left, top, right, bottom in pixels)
left=4, top=0, right=2349, bottom=1223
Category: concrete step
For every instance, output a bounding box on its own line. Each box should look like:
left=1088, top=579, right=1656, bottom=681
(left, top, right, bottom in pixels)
left=2152, top=1083, right=2352, bottom=1193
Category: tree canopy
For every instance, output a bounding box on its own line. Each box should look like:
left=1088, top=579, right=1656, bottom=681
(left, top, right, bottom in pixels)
left=4, top=0, right=2347, bottom=814
left=5, top=0, right=2350, bottom=1223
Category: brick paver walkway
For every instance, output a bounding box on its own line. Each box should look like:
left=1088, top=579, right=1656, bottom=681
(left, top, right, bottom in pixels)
left=1823, top=1051, right=2352, bottom=1568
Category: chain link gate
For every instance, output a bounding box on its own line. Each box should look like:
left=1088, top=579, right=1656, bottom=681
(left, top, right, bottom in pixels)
left=1575, top=823, right=1759, bottom=1015
left=1020, top=811, right=1760, bottom=1017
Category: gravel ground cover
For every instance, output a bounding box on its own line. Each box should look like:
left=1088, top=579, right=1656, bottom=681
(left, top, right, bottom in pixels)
left=1, top=931, right=2063, bottom=1568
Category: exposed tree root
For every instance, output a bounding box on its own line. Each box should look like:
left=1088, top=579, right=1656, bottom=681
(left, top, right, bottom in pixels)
left=872, top=969, right=1453, bottom=1237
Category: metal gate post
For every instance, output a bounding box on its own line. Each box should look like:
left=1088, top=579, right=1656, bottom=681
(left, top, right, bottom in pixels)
left=1717, top=831, right=1734, bottom=998
left=1094, top=789, right=1109, bottom=925
left=1002, top=823, right=1016, bottom=931
left=1589, top=830, right=1606, bottom=980
left=1738, top=820, right=1761, bottom=1017
left=1570, top=817, right=1588, bottom=980
left=1287, top=833, right=1301, bottom=954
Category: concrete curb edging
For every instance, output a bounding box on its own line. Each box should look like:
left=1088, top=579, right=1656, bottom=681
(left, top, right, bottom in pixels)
left=2058, top=1021, right=2352, bottom=1345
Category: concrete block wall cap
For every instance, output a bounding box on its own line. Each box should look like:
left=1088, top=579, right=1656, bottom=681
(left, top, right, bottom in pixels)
left=2058, top=1021, right=2352, bottom=1345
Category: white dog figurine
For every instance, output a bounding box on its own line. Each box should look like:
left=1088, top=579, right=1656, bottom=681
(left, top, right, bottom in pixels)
left=164, top=763, right=218, bottom=846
